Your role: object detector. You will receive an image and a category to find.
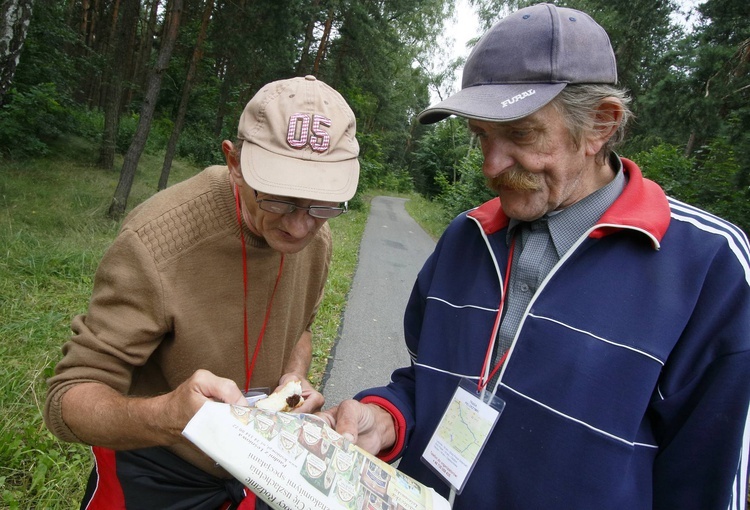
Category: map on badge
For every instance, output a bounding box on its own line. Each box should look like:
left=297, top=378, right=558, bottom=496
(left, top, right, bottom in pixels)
left=436, top=399, right=494, bottom=462
left=422, top=384, right=502, bottom=492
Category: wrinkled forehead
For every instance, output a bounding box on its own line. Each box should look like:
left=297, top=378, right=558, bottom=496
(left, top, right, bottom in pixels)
left=467, top=102, right=561, bottom=130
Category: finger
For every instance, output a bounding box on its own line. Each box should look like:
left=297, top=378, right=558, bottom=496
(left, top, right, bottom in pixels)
left=295, top=390, right=324, bottom=414
left=315, top=408, right=337, bottom=428
left=276, top=373, right=301, bottom=391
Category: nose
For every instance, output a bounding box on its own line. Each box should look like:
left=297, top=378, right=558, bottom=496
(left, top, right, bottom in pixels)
left=281, top=208, right=316, bottom=238
left=480, top=137, right=516, bottom=179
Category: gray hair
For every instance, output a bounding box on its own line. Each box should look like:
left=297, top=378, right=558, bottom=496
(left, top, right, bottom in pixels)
left=550, top=84, right=633, bottom=165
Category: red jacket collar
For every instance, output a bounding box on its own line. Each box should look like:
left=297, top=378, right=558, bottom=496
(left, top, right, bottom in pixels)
left=466, top=158, right=670, bottom=248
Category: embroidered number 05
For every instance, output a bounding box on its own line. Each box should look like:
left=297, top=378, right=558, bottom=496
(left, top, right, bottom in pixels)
left=286, top=113, right=332, bottom=153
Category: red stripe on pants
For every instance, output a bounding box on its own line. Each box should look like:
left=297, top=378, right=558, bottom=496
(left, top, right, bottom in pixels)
left=84, top=446, right=126, bottom=509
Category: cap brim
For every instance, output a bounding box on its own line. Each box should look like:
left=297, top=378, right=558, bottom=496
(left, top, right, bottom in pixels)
left=417, top=83, right=567, bottom=124
left=241, top=141, right=360, bottom=203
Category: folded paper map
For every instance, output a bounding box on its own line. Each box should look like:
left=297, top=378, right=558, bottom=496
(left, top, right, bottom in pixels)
left=183, top=401, right=449, bottom=510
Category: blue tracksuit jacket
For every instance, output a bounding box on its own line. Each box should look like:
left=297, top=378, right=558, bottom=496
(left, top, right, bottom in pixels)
left=357, top=159, right=750, bottom=509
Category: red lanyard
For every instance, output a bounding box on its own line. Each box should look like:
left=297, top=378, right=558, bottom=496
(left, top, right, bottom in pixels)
left=477, top=237, right=516, bottom=393
left=234, top=185, right=285, bottom=393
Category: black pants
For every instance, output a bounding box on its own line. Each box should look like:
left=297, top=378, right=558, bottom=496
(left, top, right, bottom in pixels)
left=80, top=446, right=268, bottom=510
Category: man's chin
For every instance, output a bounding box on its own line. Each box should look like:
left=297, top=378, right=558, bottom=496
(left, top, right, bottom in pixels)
left=496, top=191, right=547, bottom=221
left=272, top=242, right=308, bottom=255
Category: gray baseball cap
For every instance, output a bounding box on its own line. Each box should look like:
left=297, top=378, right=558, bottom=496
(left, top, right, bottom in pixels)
left=418, top=3, right=617, bottom=124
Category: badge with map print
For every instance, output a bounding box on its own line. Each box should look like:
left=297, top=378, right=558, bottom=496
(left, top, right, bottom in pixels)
left=421, top=378, right=505, bottom=494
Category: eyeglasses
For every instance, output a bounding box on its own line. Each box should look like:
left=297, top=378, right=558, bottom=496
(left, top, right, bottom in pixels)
left=253, top=190, right=348, bottom=219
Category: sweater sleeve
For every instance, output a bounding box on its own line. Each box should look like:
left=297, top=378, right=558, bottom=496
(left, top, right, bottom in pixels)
left=44, top=228, right=169, bottom=443
left=650, top=243, right=750, bottom=508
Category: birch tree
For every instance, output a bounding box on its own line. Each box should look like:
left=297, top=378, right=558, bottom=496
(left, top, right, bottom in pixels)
left=0, top=0, right=34, bottom=106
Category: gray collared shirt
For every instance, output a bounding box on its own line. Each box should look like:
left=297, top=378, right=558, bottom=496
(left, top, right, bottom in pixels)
left=489, top=156, right=626, bottom=390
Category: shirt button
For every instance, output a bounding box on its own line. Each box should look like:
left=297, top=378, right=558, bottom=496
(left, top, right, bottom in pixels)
left=520, top=283, right=529, bottom=292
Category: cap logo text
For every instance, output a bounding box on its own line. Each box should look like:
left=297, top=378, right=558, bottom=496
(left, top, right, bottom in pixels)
left=501, top=89, right=536, bottom=108
left=287, top=113, right=331, bottom=152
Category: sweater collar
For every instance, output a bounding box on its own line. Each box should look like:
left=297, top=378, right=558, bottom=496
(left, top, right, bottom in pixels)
left=467, top=157, right=670, bottom=250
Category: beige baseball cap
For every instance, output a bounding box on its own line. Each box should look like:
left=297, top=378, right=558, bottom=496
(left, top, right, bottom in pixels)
left=238, top=75, right=360, bottom=202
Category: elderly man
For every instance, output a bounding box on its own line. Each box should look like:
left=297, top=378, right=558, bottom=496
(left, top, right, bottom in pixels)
left=320, top=4, right=750, bottom=509
left=45, top=75, right=359, bottom=509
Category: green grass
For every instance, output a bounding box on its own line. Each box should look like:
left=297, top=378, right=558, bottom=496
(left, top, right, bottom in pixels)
left=402, top=192, right=451, bottom=241
left=0, top=138, right=210, bottom=507
left=0, top=137, right=370, bottom=508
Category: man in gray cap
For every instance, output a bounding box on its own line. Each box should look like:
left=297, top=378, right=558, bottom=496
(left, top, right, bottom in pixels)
left=45, top=75, right=359, bottom=509
left=321, top=4, right=750, bottom=509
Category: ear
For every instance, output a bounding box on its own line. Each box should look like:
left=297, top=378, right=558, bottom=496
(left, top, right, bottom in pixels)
left=222, top=140, right=243, bottom=185
left=584, top=99, right=624, bottom=157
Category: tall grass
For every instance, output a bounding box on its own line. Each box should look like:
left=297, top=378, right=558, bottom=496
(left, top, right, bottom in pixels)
left=0, top=137, right=367, bottom=508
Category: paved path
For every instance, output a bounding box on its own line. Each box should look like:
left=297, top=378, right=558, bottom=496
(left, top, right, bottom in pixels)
left=321, top=196, right=436, bottom=408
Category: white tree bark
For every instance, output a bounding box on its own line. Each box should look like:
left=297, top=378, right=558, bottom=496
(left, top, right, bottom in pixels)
left=0, top=0, right=34, bottom=104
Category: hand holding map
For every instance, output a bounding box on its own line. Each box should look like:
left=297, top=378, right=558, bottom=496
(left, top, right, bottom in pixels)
left=183, top=401, right=450, bottom=510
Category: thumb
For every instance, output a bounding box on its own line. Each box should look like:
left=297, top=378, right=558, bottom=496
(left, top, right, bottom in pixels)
left=331, top=400, right=364, bottom=443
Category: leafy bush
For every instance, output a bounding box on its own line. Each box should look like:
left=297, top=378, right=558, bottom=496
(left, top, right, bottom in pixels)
left=68, top=107, right=104, bottom=143
left=347, top=192, right=366, bottom=212
left=436, top=147, right=495, bottom=219
left=116, top=114, right=176, bottom=156
left=177, top=125, right=224, bottom=167
left=693, top=139, right=749, bottom=231
left=409, top=119, right=472, bottom=199
left=633, top=143, right=696, bottom=201
left=115, top=113, right=138, bottom=154
left=0, top=85, right=71, bottom=158
left=634, top=141, right=749, bottom=232
left=357, top=159, right=385, bottom=190
left=378, top=168, right=414, bottom=193
left=148, top=117, right=176, bottom=153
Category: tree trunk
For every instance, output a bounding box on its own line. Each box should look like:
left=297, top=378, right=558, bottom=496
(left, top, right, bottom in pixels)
left=128, top=0, right=160, bottom=106
left=0, top=0, right=34, bottom=107
left=82, top=0, right=108, bottom=109
left=213, top=56, right=235, bottom=137
left=312, top=7, right=334, bottom=75
left=98, top=0, right=140, bottom=170
left=684, top=132, right=696, bottom=158
left=295, top=0, right=320, bottom=76
left=158, top=0, right=214, bottom=191
left=108, top=0, right=184, bottom=219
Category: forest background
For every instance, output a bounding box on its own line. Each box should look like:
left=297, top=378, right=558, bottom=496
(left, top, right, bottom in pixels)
left=0, top=0, right=748, bottom=507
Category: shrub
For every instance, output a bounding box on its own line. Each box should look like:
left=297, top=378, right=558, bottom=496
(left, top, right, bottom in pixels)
left=436, top=147, right=494, bottom=218
left=177, top=125, right=223, bottom=167
left=633, top=143, right=696, bottom=202
left=634, top=141, right=749, bottom=233
left=0, top=84, right=71, bottom=159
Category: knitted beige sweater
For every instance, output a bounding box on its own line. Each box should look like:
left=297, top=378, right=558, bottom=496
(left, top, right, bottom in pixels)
left=44, top=165, right=331, bottom=473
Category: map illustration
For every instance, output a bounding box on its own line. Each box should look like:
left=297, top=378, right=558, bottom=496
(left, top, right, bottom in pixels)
left=436, top=399, right=493, bottom=463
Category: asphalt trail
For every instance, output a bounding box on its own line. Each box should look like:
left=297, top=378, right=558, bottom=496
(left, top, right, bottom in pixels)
left=321, top=196, right=436, bottom=408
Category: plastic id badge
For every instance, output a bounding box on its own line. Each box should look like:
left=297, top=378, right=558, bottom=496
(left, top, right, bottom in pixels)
left=243, top=387, right=270, bottom=406
left=421, top=378, right=505, bottom=494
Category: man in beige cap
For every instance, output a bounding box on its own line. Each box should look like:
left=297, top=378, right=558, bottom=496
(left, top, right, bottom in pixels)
left=44, top=75, right=359, bottom=509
